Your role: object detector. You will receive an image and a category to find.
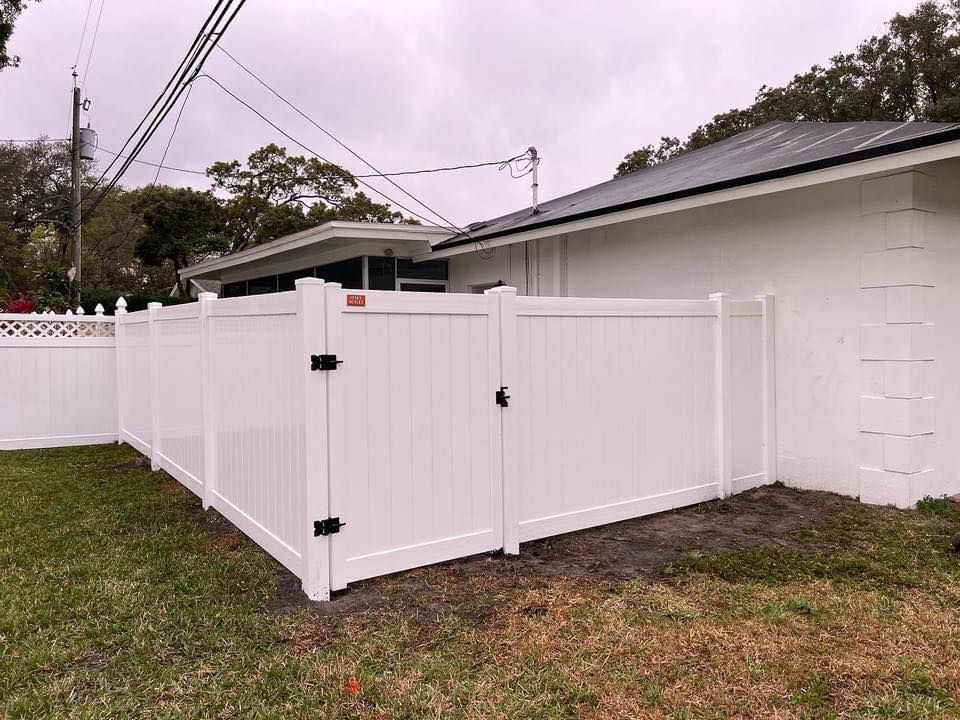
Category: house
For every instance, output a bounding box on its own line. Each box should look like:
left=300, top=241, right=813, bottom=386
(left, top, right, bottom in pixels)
left=179, top=221, right=451, bottom=295
left=179, top=121, right=960, bottom=508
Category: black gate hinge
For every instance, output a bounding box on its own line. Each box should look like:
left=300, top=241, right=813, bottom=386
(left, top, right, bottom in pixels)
left=310, top=354, right=342, bottom=371
left=495, top=386, right=510, bottom=407
left=314, top=517, right=345, bottom=536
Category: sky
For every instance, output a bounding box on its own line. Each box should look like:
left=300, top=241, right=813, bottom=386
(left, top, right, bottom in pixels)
left=0, top=0, right=918, bottom=228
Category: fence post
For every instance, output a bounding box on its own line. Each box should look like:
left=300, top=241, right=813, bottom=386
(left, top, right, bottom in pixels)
left=114, top=297, right=127, bottom=444
left=487, top=285, right=520, bottom=555
left=710, top=292, right=733, bottom=499
left=757, top=293, right=777, bottom=485
left=199, top=292, right=218, bottom=511
left=297, top=278, right=331, bottom=601
left=147, top=302, right=162, bottom=471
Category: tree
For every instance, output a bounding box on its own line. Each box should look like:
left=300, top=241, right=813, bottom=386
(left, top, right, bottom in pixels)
left=207, top=144, right=409, bottom=252
left=132, top=187, right=227, bottom=296
left=615, top=1, right=960, bottom=174
left=0, top=138, right=90, bottom=295
left=615, top=137, right=682, bottom=177
left=0, top=1, right=37, bottom=71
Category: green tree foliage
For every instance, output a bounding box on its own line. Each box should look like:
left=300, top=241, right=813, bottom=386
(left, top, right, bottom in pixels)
left=132, top=187, right=227, bottom=296
left=615, top=0, right=960, bottom=176
left=0, top=1, right=37, bottom=71
left=206, top=144, right=408, bottom=252
left=614, top=137, right=683, bottom=177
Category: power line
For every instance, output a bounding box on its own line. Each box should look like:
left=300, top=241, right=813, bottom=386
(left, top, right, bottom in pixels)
left=214, top=45, right=471, bottom=235
left=83, top=0, right=247, bottom=218
left=80, top=0, right=106, bottom=91
left=94, top=146, right=528, bottom=179
left=82, top=0, right=229, bottom=204
left=152, top=83, right=194, bottom=185
left=195, top=72, right=459, bottom=232
left=73, top=0, right=95, bottom=69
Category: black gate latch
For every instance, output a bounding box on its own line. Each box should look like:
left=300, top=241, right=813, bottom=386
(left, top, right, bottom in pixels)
left=495, top=386, right=510, bottom=407
left=310, top=354, right=342, bottom=371
left=314, top=517, right=345, bottom=536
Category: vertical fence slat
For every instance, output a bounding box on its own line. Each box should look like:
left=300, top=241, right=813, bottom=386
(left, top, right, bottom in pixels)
left=711, top=292, right=733, bottom=499
left=758, top=293, right=777, bottom=485
left=199, top=292, right=217, bottom=510
left=114, top=297, right=127, bottom=443
left=488, top=285, right=519, bottom=555
left=298, top=278, right=331, bottom=601
left=147, top=302, right=162, bottom=471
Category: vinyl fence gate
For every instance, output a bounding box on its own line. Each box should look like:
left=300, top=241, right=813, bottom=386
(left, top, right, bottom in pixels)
left=1, top=281, right=774, bottom=601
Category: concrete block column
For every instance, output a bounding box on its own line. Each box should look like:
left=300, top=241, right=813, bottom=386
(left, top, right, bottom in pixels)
left=858, top=171, right=937, bottom=508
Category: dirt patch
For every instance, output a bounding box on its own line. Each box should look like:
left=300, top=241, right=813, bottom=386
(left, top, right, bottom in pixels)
left=265, top=483, right=836, bottom=616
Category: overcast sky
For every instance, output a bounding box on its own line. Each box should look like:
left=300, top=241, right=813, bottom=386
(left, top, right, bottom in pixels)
left=1, top=0, right=917, bottom=227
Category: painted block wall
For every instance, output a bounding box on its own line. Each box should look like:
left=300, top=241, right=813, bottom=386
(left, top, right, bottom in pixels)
left=448, top=159, right=960, bottom=505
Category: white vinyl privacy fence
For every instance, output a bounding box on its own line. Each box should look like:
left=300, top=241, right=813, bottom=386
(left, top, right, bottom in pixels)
left=1, top=282, right=774, bottom=600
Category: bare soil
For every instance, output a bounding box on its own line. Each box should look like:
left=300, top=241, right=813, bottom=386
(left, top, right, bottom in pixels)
left=264, top=483, right=834, bottom=615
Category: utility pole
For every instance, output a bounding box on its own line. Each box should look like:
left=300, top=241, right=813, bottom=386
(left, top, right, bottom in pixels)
left=70, top=70, right=82, bottom=305
left=529, top=146, right=540, bottom=214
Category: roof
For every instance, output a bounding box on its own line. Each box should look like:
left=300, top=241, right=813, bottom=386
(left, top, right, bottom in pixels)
left=180, top=220, right=449, bottom=280
left=434, top=121, right=960, bottom=250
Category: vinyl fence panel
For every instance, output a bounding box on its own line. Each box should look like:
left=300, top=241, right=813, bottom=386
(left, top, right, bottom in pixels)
left=510, top=297, right=720, bottom=543
left=0, top=313, right=117, bottom=449
left=117, top=310, right=153, bottom=455
left=206, top=291, right=306, bottom=577
left=323, top=286, right=504, bottom=591
left=154, top=303, right=204, bottom=495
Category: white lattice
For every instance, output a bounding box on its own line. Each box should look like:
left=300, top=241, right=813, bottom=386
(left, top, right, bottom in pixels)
left=0, top=316, right=115, bottom=338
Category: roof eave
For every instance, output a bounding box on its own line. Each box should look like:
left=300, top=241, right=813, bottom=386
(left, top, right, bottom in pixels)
left=426, top=133, right=960, bottom=259
left=431, top=127, right=960, bottom=254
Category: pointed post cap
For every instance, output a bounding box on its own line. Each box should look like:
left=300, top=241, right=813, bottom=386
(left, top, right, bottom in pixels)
left=115, top=296, right=127, bottom=312
left=76, top=306, right=85, bottom=315
left=94, top=303, right=105, bottom=316
left=65, top=309, right=73, bottom=316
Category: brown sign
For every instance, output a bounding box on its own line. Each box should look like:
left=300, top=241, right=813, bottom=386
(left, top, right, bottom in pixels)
left=347, top=294, right=366, bottom=307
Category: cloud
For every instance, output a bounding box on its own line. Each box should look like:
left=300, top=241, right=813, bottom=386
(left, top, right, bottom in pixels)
left=0, top=0, right=912, bottom=227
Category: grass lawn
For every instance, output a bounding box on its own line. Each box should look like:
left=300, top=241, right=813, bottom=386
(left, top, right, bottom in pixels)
left=1, top=444, right=959, bottom=718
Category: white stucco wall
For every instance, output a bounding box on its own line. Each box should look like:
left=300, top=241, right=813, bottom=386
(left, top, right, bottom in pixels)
left=447, top=160, right=960, bottom=505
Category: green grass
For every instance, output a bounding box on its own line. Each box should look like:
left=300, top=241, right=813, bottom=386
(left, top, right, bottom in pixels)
left=1, top=444, right=959, bottom=718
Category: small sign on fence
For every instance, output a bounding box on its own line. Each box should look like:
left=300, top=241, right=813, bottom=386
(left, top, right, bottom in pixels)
left=346, top=294, right=366, bottom=307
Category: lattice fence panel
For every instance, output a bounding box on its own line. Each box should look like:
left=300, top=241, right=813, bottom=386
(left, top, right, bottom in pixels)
left=0, top=317, right=115, bottom=338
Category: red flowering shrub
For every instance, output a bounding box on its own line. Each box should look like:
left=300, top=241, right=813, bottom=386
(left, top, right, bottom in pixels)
left=1, top=294, right=36, bottom=314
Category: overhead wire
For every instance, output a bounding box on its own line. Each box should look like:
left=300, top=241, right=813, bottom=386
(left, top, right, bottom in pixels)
left=194, top=72, right=463, bottom=232
left=80, top=0, right=106, bottom=92
left=212, top=45, right=498, bottom=257
left=73, top=0, right=95, bottom=70
left=93, top=146, right=529, bottom=180
left=215, top=46, right=468, bottom=235
left=83, top=0, right=248, bottom=219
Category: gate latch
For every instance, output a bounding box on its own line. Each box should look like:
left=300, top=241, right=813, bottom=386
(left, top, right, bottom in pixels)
left=310, top=354, right=342, bottom=371
left=314, top=517, right=345, bottom=536
left=495, top=386, right=510, bottom=407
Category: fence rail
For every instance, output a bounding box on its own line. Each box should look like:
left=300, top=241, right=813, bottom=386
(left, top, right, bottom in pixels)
left=0, top=285, right=775, bottom=600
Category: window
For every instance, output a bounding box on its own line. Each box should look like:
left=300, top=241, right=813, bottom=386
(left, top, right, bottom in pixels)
left=247, top=275, right=278, bottom=295
left=397, top=258, right=448, bottom=281
left=315, top=258, right=363, bottom=289
left=399, top=281, right=447, bottom=293
left=277, top=269, right=315, bottom=291
left=367, top=256, right=396, bottom=290
left=222, top=280, right=247, bottom=298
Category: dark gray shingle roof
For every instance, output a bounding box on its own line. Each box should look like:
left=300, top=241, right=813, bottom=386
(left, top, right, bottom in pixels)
left=436, top=121, right=960, bottom=249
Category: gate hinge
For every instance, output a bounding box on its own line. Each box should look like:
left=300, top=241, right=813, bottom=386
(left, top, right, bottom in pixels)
left=495, top=386, right=510, bottom=407
left=310, top=354, right=342, bottom=371
left=314, top=517, right=345, bottom=536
